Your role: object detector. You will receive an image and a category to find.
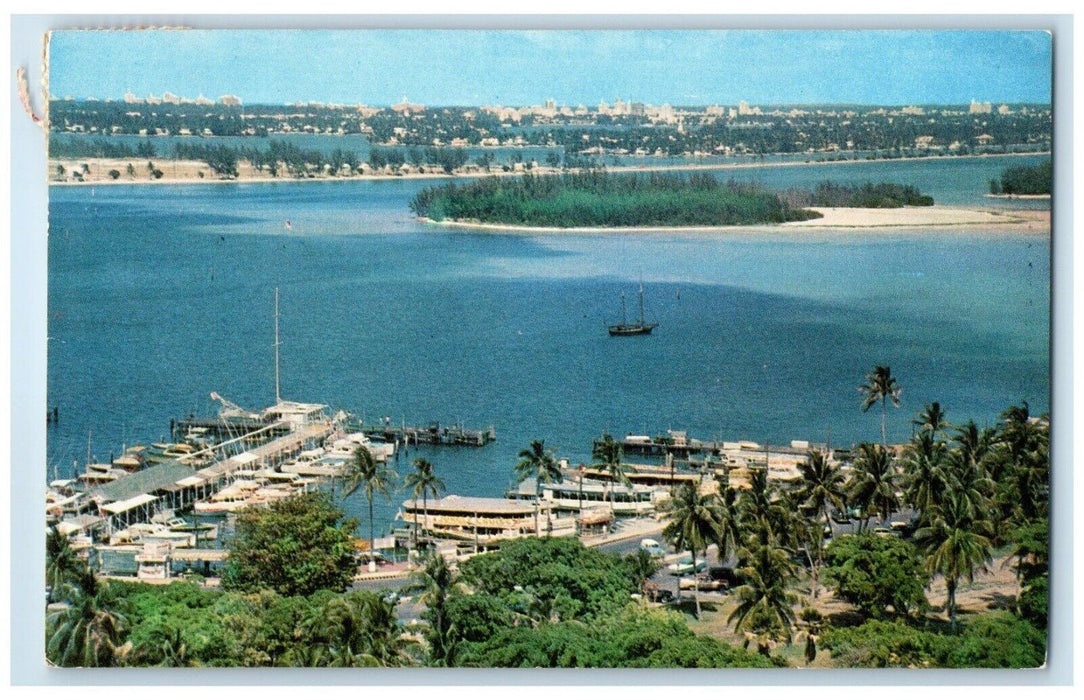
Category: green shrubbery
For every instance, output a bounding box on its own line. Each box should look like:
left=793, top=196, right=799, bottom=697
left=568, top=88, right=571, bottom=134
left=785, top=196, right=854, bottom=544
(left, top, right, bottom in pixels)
left=990, top=160, right=1052, bottom=195
left=823, top=534, right=930, bottom=618
left=806, top=181, right=935, bottom=207
left=819, top=613, right=1046, bottom=669
left=221, top=491, right=359, bottom=597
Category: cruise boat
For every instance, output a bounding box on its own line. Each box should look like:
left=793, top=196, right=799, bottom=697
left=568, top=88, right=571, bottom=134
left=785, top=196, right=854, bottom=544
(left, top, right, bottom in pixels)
left=398, top=494, right=577, bottom=543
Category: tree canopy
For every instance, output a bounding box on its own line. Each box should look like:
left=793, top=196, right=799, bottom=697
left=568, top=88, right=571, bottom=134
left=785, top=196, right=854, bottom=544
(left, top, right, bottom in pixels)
left=824, top=534, right=930, bottom=619
left=221, top=492, right=359, bottom=597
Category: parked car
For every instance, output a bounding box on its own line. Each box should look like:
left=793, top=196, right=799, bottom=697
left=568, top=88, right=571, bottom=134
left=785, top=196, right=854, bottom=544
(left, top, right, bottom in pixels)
left=707, top=566, right=743, bottom=586
left=667, top=555, right=707, bottom=575
left=639, top=538, right=666, bottom=557
left=679, top=574, right=726, bottom=591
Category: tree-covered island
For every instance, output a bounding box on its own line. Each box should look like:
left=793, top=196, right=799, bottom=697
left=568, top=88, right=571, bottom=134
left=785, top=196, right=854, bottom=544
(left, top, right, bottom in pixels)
left=410, top=172, right=822, bottom=228
left=409, top=172, right=939, bottom=228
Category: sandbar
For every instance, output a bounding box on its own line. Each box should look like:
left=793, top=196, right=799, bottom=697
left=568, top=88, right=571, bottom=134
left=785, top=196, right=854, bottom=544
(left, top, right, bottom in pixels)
left=420, top=206, right=1049, bottom=235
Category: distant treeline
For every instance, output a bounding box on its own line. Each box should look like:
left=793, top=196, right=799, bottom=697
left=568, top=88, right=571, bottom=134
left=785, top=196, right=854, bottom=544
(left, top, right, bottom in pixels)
left=49, top=137, right=157, bottom=159
left=990, top=160, right=1052, bottom=195
left=50, top=137, right=486, bottom=178
left=409, top=171, right=823, bottom=227
left=784, top=181, right=935, bottom=209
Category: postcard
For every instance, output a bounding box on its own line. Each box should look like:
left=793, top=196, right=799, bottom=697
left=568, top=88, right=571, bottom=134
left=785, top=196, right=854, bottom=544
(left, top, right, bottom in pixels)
left=38, top=27, right=1052, bottom=671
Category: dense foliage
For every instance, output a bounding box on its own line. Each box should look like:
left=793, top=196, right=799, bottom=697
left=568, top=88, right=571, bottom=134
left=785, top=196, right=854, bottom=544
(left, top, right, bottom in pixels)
left=805, top=181, right=934, bottom=207
left=819, top=614, right=1045, bottom=668
left=410, top=171, right=821, bottom=227
left=458, top=537, right=642, bottom=622
left=454, top=607, right=774, bottom=668
left=447, top=539, right=770, bottom=668
left=990, top=160, right=1052, bottom=195
left=221, top=492, right=359, bottom=597
left=98, top=581, right=416, bottom=667
left=824, top=534, right=930, bottom=618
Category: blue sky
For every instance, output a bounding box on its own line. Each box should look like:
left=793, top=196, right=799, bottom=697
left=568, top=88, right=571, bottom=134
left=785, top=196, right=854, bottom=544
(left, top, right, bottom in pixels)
left=48, top=29, right=1052, bottom=106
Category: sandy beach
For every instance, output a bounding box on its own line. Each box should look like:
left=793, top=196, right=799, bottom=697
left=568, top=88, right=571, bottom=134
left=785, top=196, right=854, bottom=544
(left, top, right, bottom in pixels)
left=782, top=206, right=1049, bottom=231
left=421, top=206, right=1049, bottom=235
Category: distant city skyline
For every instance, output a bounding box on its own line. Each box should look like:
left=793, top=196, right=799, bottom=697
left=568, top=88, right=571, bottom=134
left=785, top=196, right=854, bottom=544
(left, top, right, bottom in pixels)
left=49, top=30, right=1053, bottom=107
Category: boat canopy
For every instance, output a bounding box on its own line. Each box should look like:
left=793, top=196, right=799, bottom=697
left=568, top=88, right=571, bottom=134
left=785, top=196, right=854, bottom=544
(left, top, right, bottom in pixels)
left=101, top=493, right=157, bottom=515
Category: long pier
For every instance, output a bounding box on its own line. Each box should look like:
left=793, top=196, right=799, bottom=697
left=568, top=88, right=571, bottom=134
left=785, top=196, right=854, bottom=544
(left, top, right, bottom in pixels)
left=353, top=420, right=496, bottom=447
left=595, top=431, right=826, bottom=459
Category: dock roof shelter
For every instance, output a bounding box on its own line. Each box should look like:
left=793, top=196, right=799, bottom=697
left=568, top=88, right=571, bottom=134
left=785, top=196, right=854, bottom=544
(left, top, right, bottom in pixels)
left=100, top=493, right=158, bottom=528
left=402, top=494, right=540, bottom=516
left=94, top=459, right=196, bottom=504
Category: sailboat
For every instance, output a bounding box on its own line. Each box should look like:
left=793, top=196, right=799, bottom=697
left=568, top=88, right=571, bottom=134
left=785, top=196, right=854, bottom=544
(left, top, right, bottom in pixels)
left=608, top=284, right=658, bottom=336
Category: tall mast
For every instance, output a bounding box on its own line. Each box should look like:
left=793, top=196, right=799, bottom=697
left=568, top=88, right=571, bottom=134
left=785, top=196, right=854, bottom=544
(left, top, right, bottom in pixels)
left=274, top=287, right=281, bottom=404
left=620, top=291, right=627, bottom=326
left=638, top=283, right=645, bottom=325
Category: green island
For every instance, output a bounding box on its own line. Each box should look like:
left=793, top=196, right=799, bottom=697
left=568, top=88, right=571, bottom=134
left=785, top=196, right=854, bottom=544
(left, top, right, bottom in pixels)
left=410, top=172, right=938, bottom=228
left=410, top=171, right=823, bottom=227
left=989, top=160, right=1053, bottom=195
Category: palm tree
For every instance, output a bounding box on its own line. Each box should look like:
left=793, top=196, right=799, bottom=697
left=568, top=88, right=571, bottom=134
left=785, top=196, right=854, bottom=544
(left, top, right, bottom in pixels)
left=914, top=490, right=993, bottom=631
left=404, top=457, right=446, bottom=546
left=514, top=440, right=562, bottom=535
left=46, top=526, right=84, bottom=603
left=319, top=591, right=414, bottom=667
left=945, top=438, right=995, bottom=523
left=592, top=434, right=629, bottom=517
left=46, top=567, right=127, bottom=667
left=993, top=403, right=1050, bottom=525
left=281, top=643, right=328, bottom=667
left=356, top=593, right=417, bottom=666
left=342, top=445, right=398, bottom=569
left=794, top=450, right=846, bottom=598
left=728, top=517, right=798, bottom=655
left=847, top=442, right=900, bottom=531
left=739, top=467, right=791, bottom=544
left=408, top=551, right=463, bottom=666
left=145, top=625, right=194, bottom=667
left=859, top=365, right=902, bottom=447
left=662, top=481, right=722, bottom=618
left=912, top=401, right=952, bottom=440
left=714, top=480, right=743, bottom=566
left=901, top=431, right=950, bottom=521
left=952, top=420, right=995, bottom=480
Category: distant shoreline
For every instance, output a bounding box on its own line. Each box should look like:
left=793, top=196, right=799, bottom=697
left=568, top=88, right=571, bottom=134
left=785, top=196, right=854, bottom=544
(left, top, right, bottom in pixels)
left=47, top=151, right=1051, bottom=188
left=420, top=206, right=1050, bottom=235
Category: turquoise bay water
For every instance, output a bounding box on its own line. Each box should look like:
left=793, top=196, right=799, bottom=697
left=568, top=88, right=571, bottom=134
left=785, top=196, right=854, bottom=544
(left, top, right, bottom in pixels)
left=47, top=156, right=1050, bottom=532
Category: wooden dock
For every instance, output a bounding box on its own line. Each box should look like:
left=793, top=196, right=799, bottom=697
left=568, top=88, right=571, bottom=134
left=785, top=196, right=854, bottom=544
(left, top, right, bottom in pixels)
left=353, top=420, right=496, bottom=447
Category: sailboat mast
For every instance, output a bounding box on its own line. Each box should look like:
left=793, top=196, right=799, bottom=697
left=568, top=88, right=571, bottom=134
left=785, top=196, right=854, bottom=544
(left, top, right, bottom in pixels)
left=620, top=291, right=627, bottom=326
left=638, top=283, right=645, bottom=324
left=274, top=287, right=281, bottom=404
